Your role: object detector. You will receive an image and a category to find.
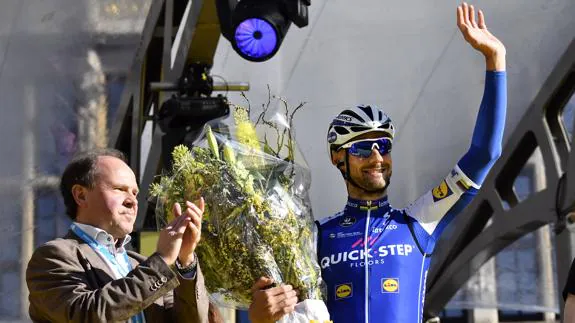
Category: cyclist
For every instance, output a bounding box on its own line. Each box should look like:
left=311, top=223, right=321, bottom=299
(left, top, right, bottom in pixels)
left=248, top=3, right=506, bottom=322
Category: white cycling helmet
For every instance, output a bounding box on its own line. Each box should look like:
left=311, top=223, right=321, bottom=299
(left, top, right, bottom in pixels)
left=327, top=105, right=395, bottom=157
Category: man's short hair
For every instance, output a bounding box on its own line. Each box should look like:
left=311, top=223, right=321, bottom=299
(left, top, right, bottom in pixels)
left=60, top=148, right=127, bottom=220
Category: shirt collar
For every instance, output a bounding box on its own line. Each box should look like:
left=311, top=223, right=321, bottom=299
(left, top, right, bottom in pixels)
left=72, top=222, right=131, bottom=250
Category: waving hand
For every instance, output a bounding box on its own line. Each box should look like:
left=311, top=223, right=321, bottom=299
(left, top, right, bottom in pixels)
left=457, top=3, right=506, bottom=71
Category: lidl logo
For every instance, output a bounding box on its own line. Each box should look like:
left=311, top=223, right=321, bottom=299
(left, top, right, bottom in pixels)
left=335, top=283, right=353, bottom=300
left=382, top=278, right=399, bottom=293
left=432, top=180, right=452, bottom=202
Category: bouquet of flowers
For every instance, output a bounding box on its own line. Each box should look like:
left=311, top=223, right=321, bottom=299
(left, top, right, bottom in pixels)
left=149, top=94, right=328, bottom=320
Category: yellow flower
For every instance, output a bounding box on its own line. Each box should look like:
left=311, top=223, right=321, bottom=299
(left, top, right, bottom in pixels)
left=233, top=106, right=263, bottom=168
left=234, top=107, right=260, bottom=150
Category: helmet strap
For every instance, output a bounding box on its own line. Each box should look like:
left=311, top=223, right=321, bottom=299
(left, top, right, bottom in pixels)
left=343, top=150, right=366, bottom=190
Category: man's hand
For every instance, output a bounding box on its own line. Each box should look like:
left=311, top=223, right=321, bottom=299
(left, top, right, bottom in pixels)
left=178, top=199, right=204, bottom=266
left=248, top=277, right=298, bottom=323
left=457, top=3, right=506, bottom=71
left=156, top=201, right=201, bottom=266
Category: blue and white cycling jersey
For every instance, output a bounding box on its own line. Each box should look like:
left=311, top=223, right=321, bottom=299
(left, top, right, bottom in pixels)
left=316, top=71, right=506, bottom=323
left=317, top=165, right=479, bottom=323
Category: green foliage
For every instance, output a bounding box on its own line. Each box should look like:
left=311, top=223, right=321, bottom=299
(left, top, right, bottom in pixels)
left=149, top=99, right=323, bottom=308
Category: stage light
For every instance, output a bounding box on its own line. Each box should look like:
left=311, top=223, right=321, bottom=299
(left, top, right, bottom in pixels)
left=234, top=18, right=278, bottom=61
left=216, top=0, right=310, bottom=62
left=151, top=63, right=235, bottom=170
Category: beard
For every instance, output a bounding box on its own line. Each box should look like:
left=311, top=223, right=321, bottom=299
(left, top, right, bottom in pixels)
left=352, top=169, right=392, bottom=194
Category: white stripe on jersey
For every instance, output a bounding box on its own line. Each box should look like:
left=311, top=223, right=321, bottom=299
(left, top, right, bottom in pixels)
left=404, top=165, right=479, bottom=235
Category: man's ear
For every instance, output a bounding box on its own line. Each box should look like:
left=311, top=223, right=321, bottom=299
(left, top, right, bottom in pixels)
left=71, top=184, right=88, bottom=208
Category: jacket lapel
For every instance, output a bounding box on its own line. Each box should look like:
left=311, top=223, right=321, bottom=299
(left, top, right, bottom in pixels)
left=65, top=230, right=116, bottom=284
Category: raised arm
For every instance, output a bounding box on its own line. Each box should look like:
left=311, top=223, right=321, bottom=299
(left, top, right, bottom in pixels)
left=405, top=5, right=507, bottom=240
left=456, top=3, right=507, bottom=185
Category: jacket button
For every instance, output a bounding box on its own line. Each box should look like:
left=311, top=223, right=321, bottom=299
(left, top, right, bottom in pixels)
left=160, top=276, right=168, bottom=283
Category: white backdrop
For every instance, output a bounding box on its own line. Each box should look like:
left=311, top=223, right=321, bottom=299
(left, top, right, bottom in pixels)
left=211, top=0, right=575, bottom=219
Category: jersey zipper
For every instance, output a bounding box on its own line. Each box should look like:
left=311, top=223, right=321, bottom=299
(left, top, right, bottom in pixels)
left=364, top=200, right=371, bottom=323
left=417, top=253, right=427, bottom=323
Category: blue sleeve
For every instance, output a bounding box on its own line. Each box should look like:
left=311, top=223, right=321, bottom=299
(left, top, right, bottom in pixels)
left=457, top=71, right=507, bottom=185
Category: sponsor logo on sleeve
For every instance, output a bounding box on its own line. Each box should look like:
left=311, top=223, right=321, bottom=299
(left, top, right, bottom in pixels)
left=432, top=180, right=453, bottom=202
left=457, top=180, right=471, bottom=190
left=451, top=168, right=474, bottom=190
left=382, top=278, right=399, bottom=293
left=335, top=283, right=353, bottom=300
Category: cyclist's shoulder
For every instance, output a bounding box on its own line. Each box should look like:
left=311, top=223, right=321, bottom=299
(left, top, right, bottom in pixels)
left=368, top=204, right=404, bottom=221
left=316, top=210, right=346, bottom=227
left=378, top=206, right=412, bottom=226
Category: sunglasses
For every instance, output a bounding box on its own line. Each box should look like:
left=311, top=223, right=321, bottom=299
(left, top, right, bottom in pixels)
left=339, top=138, right=392, bottom=158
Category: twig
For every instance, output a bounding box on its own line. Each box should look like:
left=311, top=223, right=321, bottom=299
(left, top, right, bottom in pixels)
left=240, top=92, right=251, bottom=117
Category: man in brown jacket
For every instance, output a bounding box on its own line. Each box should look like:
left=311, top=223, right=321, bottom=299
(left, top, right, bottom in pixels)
left=26, top=148, right=217, bottom=322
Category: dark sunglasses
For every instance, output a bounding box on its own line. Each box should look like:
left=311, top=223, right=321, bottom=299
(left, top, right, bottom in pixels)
left=339, top=138, right=392, bottom=158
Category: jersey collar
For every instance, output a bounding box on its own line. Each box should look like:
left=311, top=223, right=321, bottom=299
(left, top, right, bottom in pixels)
left=345, top=196, right=390, bottom=211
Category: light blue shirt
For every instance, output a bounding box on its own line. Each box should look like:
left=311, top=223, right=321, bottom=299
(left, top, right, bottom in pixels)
left=72, top=223, right=145, bottom=323
left=73, top=222, right=133, bottom=279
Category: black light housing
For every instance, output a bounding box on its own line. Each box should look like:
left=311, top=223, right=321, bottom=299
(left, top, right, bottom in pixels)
left=217, top=0, right=310, bottom=62
left=151, top=63, right=231, bottom=170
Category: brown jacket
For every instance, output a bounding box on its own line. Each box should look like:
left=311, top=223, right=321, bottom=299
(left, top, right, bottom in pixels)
left=26, top=231, right=212, bottom=323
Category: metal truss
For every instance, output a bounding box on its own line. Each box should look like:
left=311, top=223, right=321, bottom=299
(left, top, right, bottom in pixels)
left=107, top=0, right=221, bottom=231
left=424, top=37, right=575, bottom=318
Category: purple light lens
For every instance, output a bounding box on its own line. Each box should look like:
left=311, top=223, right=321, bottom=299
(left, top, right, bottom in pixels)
left=234, top=18, right=277, bottom=60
